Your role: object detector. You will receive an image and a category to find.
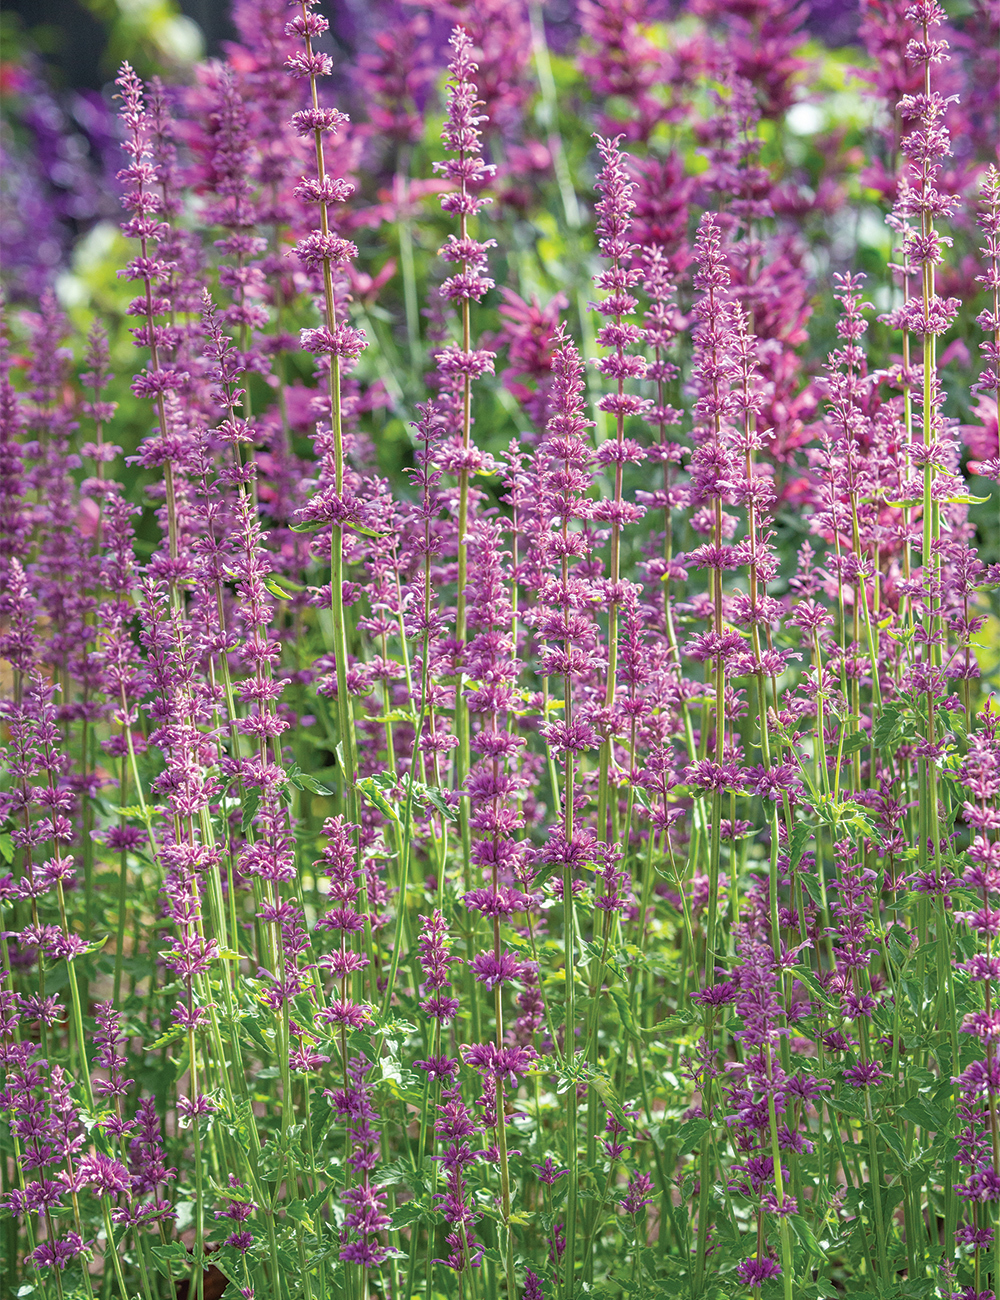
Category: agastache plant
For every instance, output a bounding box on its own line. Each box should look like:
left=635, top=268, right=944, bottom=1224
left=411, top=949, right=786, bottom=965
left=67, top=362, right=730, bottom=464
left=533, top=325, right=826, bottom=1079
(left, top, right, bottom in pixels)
left=3, top=1, right=1000, bottom=1298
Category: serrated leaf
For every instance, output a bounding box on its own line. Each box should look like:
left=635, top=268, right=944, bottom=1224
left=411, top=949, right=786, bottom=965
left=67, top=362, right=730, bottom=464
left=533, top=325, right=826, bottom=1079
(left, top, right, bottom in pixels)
left=391, top=1199, right=438, bottom=1228
left=676, top=1117, right=710, bottom=1157
left=878, top=1122, right=908, bottom=1165
left=285, top=1201, right=314, bottom=1227
left=413, top=783, right=457, bottom=823
left=373, top=709, right=416, bottom=724
left=267, top=572, right=306, bottom=592
left=790, top=1213, right=828, bottom=1261
left=872, top=705, right=903, bottom=750
left=788, top=821, right=812, bottom=872
left=840, top=729, right=867, bottom=756
left=898, top=1097, right=945, bottom=1131
left=793, top=966, right=831, bottom=1006
left=358, top=776, right=399, bottom=823
left=296, top=773, right=336, bottom=797
left=587, top=1069, right=630, bottom=1134
left=827, top=1094, right=866, bottom=1119
left=641, top=1013, right=696, bottom=1037
left=151, top=1242, right=189, bottom=1276
left=148, top=1024, right=186, bottom=1051
left=608, top=986, right=641, bottom=1041
left=532, top=860, right=563, bottom=892
left=241, top=791, right=260, bottom=835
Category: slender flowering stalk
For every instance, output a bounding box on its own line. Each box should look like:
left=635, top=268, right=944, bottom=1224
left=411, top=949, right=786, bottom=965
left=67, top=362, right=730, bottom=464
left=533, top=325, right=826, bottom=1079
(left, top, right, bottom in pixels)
left=114, top=65, right=186, bottom=584
left=285, top=0, right=373, bottom=995
left=590, top=133, right=650, bottom=854
left=432, top=27, right=497, bottom=893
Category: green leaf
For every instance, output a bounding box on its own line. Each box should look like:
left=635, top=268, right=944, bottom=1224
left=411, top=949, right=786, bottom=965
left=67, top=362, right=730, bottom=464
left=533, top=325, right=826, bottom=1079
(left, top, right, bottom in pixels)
left=0, top=832, right=14, bottom=863
left=676, top=1117, right=710, bottom=1158
left=801, top=1282, right=840, bottom=1299
left=587, top=1068, right=631, bottom=1134
left=608, top=986, right=642, bottom=1041
left=641, top=1013, right=697, bottom=1037
left=241, top=791, right=260, bottom=835
left=531, top=860, right=563, bottom=892
left=148, top=1024, right=186, bottom=1051
left=345, top=520, right=389, bottom=538
left=76, top=935, right=109, bottom=958
left=788, top=821, right=812, bottom=872
left=800, top=871, right=825, bottom=907
left=151, top=1242, right=189, bottom=1277
left=827, top=1094, right=866, bottom=1119
left=289, top=519, right=325, bottom=533
left=264, top=577, right=296, bottom=600
left=840, top=729, right=867, bottom=756
left=878, top=1122, right=908, bottom=1165
left=413, top=783, right=458, bottom=823
left=790, top=1213, right=828, bottom=1261
left=898, top=1097, right=946, bottom=1131
left=392, top=1198, right=439, bottom=1228
left=267, top=573, right=305, bottom=592
left=358, top=776, right=400, bottom=823
left=872, top=705, right=903, bottom=750
left=791, top=966, right=832, bottom=1008
left=296, top=773, right=336, bottom=797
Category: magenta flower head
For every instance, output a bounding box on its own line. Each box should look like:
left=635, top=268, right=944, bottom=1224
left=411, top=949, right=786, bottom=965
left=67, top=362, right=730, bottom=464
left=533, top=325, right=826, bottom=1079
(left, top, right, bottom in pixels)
left=590, top=132, right=652, bottom=480
left=620, top=1172, right=654, bottom=1215
left=78, top=1153, right=131, bottom=1199
left=434, top=27, right=496, bottom=311
left=736, top=1255, right=782, bottom=1288
left=843, top=1060, right=886, bottom=1089
left=417, top=909, right=460, bottom=1023
left=29, top=1233, right=89, bottom=1271
left=533, top=1157, right=567, bottom=1185
left=435, top=28, right=496, bottom=223
left=463, top=1042, right=536, bottom=1088
left=215, top=1176, right=257, bottom=1253
left=93, top=1001, right=132, bottom=1104
left=523, top=1269, right=544, bottom=1300
left=469, top=949, right=528, bottom=990
left=429, top=25, right=497, bottom=446
left=337, top=1055, right=390, bottom=1268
